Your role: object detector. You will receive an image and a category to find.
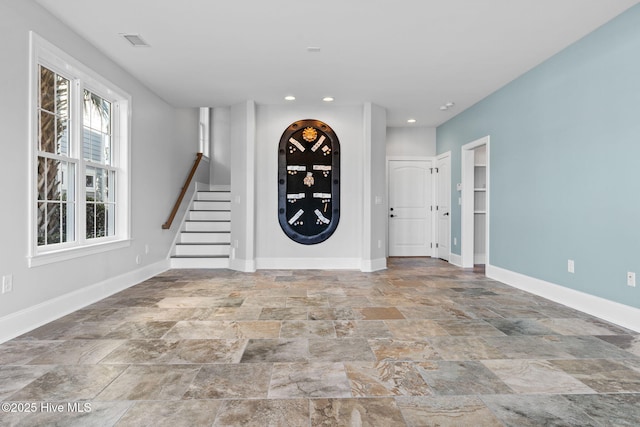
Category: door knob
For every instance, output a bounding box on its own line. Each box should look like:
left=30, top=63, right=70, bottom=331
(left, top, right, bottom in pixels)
left=390, top=214, right=395, bottom=218
left=443, top=212, right=449, bottom=216
left=390, top=208, right=394, bottom=211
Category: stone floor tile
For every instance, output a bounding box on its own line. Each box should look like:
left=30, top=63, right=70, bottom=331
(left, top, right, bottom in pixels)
left=280, top=320, right=336, bottom=338
left=213, top=399, right=308, bottom=427
left=240, top=339, right=309, bottom=363
left=550, top=358, right=640, bottom=393
left=183, top=363, right=272, bottom=399
left=269, top=362, right=351, bottom=398
left=96, top=365, right=200, bottom=401
left=369, top=338, right=441, bottom=362
left=417, top=360, right=513, bottom=395
left=563, top=393, right=640, bottom=427
left=310, top=397, right=407, bottom=426
left=481, top=359, right=595, bottom=394
left=345, top=360, right=432, bottom=397
left=116, top=400, right=221, bottom=427
left=10, top=365, right=126, bottom=401
left=481, top=394, right=600, bottom=427
left=396, top=396, right=504, bottom=427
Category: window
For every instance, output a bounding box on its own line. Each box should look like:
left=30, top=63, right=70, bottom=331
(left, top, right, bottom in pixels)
left=29, top=33, right=130, bottom=266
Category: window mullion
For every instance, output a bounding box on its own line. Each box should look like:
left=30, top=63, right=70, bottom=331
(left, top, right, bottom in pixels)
left=73, top=79, right=87, bottom=246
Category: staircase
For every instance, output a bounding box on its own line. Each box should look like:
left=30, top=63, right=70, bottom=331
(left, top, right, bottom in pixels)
left=170, top=187, right=231, bottom=268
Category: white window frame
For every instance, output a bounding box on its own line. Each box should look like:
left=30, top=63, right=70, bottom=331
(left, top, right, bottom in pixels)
left=28, top=32, right=131, bottom=267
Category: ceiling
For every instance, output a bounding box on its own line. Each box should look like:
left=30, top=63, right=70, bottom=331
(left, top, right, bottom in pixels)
left=36, top=0, right=639, bottom=127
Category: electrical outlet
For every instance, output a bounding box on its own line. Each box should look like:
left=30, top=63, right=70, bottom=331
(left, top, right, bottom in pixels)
left=568, top=259, right=575, bottom=273
left=2, top=275, right=13, bottom=294
left=628, top=272, right=636, bottom=287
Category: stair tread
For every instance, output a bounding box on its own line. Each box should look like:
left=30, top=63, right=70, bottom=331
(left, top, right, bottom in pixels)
left=181, top=231, right=230, bottom=234
left=175, top=242, right=230, bottom=246
left=171, top=255, right=230, bottom=258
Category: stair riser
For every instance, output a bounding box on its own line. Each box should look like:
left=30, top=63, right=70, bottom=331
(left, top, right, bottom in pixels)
left=188, top=211, right=231, bottom=221
left=174, top=245, right=230, bottom=256
left=179, top=233, right=231, bottom=244
left=193, top=201, right=231, bottom=210
left=170, top=257, right=230, bottom=269
left=184, top=222, right=231, bottom=232
left=197, top=192, right=231, bottom=201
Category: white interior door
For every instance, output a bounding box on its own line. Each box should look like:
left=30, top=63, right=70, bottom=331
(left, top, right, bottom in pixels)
left=436, top=154, right=451, bottom=260
left=388, top=160, right=433, bottom=256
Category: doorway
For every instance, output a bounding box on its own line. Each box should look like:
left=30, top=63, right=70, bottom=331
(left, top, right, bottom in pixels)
left=461, top=136, right=490, bottom=269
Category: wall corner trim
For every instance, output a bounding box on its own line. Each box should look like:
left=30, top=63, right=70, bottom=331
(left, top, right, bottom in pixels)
left=361, top=258, right=387, bottom=272
left=448, top=253, right=463, bottom=267
left=0, top=260, right=170, bottom=344
left=486, top=264, right=640, bottom=333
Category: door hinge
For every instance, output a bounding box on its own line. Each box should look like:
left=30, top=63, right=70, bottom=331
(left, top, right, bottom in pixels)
left=435, top=167, right=439, bottom=173
left=436, top=243, right=439, bottom=248
left=436, top=205, right=439, bottom=211
left=430, top=243, right=433, bottom=248
left=429, top=168, right=434, bottom=174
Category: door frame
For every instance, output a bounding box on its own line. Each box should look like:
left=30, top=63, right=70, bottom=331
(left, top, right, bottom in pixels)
left=435, top=151, right=451, bottom=261
left=461, top=136, right=490, bottom=269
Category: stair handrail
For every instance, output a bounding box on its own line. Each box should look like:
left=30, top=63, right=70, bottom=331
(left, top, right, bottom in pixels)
left=162, top=152, right=204, bottom=229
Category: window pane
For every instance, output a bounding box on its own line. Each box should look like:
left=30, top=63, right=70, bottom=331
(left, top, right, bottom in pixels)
left=86, top=203, right=96, bottom=239
left=45, top=158, right=62, bottom=201
left=56, top=75, right=69, bottom=119
left=46, top=202, right=61, bottom=244
left=37, top=202, right=46, bottom=246
left=105, top=203, right=115, bottom=237
left=57, top=115, right=69, bottom=157
left=83, top=90, right=112, bottom=165
left=39, top=66, right=55, bottom=112
left=39, top=111, right=56, bottom=153
left=37, top=157, right=46, bottom=201
left=95, top=203, right=106, bottom=237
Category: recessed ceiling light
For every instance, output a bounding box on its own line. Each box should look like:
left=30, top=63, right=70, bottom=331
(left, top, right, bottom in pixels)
left=322, top=97, right=334, bottom=102
left=445, top=101, right=455, bottom=108
left=121, top=34, right=149, bottom=47
left=440, top=105, right=448, bottom=111
left=307, top=47, right=321, bottom=53
left=407, top=119, right=416, bottom=123
left=284, top=95, right=296, bottom=101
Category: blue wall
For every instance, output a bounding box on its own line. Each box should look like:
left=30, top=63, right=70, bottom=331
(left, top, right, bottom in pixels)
left=437, top=5, right=640, bottom=309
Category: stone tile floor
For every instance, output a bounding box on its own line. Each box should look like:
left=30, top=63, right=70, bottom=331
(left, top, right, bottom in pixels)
left=1, top=258, right=639, bottom=426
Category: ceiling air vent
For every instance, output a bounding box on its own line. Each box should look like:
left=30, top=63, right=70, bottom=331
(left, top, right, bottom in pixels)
left=121, top=34, right=149, bottom=47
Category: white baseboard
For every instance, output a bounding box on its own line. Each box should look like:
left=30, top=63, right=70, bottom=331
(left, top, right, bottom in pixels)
left=255, top=257, right=361, bottom=270
left=361, top=258, right=387, bottom=273
left=486, top=264, right=640, bottom=333
left=449, top=253, right=462, bottom=267
left=230, top=257, right=256, bottom=273
left=0, top=259, right=170, bottom=344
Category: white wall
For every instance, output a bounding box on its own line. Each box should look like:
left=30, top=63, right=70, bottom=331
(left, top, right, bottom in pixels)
left=253, top=104, right=365, bottom=269
left=211, top=106, right=231, bottom=185
left=362, top=104, right=388, bottom=271
left=387, top=126, right=436, bottom=157
left=229, top=101, right=256, bottom=272
left=0, top=1, right=201, bottom=340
